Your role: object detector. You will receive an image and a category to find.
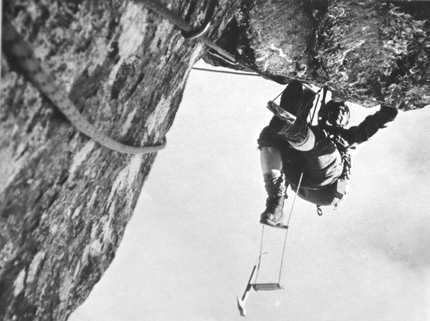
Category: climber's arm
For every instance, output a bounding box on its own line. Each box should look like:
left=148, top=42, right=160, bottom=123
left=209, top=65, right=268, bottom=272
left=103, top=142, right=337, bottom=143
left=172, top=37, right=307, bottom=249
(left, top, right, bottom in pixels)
left=342, top=105, right=399, bottom=145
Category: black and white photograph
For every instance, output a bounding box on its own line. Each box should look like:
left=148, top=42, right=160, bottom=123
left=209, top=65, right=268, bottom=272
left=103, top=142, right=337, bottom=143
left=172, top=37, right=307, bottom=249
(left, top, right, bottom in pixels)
left=1, top=1, right=429, bottom=320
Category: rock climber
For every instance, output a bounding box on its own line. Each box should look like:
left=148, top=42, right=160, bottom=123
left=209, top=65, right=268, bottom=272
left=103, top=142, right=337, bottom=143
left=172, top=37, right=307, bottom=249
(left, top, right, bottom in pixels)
left=258, top=80, right=399, bottom=227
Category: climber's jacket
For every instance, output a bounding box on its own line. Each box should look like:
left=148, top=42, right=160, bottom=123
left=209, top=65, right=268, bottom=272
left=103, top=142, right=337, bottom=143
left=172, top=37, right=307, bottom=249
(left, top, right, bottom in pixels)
left=319, top=105, right=399, bottom=180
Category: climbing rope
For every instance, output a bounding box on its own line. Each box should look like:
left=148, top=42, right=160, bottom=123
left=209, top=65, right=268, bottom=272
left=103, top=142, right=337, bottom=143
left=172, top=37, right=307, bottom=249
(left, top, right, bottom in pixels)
left=192, top=66, right=260, bottom=77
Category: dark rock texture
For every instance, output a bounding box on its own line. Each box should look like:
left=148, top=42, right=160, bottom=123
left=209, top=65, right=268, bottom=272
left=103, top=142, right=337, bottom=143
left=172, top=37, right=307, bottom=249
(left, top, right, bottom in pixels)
left=203, top=0, right=322, bottom=81
left=0, top=0, right=239, bottom=320
left=316, top=0, right=430, bottom=110
left=204, top=0, right=430, bottom=110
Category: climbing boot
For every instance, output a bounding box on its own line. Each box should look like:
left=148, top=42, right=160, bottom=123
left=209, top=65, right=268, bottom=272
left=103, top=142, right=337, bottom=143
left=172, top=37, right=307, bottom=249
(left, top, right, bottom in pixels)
left=280, top=79, right=315, bottom=121
left=277, top=116, right=311, bottom=147
left=268, top=79, right=314, bottom=148
left=267, top=101, right=311, bottom=148
left=280, top=79, right=304, bottom=116
left=260, top=171, right=288, bottom=228
left=267, top=79, right=304, bottom=123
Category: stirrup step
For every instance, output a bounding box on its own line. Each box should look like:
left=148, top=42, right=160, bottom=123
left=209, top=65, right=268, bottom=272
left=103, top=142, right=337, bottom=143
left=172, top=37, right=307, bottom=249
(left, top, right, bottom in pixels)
left=253, top=283, right=284, bottom=291
left=260, top=221, right=288, bottom=229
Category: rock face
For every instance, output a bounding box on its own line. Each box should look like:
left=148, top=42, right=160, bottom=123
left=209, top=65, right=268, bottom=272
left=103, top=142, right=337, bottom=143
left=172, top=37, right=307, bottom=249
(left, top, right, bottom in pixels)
left=203, top=0, right=322, bottom=82
left=0, top=0, right=428, bottom=319
left=204, top=0, right=430, bottom=110
left=317, top=0, right=430, bottom=110
left=0, top=0, right=239, bottom=320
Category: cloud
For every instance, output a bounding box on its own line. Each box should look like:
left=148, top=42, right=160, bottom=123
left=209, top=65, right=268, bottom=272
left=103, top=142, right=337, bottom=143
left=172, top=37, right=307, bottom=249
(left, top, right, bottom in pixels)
left=367, top=221, right=430, bottom=270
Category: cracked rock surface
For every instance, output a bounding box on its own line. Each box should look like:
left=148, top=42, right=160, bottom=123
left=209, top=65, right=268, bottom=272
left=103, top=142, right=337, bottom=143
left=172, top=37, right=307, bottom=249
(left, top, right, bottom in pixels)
left=0, top=0, right=239, bottom=320
left=204, top=0, right=430, bottom=110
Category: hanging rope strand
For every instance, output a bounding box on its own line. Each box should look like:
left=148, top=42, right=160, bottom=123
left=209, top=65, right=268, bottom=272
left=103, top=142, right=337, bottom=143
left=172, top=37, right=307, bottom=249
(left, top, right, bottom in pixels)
left=255, top=225, right=266, bottom=283
left=277, top=170, right=304, bottom=283
left=295, top=87, right=323, bottom=120
left=192, top=66, right=259, bottom=76
left=310, top=91, right=321, bottom=125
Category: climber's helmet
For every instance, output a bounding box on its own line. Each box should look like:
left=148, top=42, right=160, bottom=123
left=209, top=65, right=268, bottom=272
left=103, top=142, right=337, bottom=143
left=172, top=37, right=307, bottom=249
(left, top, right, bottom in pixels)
left=326, top=100, right=350, bottom=128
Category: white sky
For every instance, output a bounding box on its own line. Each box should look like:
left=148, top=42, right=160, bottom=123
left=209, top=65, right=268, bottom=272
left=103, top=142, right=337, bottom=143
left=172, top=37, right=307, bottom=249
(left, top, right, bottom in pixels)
left=70, top=61, right=430, bottom=321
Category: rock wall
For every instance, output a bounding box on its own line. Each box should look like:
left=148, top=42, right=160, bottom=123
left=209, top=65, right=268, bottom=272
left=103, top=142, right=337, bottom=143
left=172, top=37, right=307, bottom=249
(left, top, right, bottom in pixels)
left=0, top=0, right=239, bottom=320
left=204, top=0, right=430, bottom=110
left=316, top=0, right=430, bottom=110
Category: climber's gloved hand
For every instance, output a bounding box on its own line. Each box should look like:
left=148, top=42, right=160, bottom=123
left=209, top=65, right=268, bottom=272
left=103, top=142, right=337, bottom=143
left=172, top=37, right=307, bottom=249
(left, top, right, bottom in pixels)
left=377, top=105, right=398, bottom=126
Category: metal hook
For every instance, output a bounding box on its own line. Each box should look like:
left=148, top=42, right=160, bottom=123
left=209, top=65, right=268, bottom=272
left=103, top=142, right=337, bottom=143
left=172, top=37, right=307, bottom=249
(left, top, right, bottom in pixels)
left=181, top=0, right=217, bottom=40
